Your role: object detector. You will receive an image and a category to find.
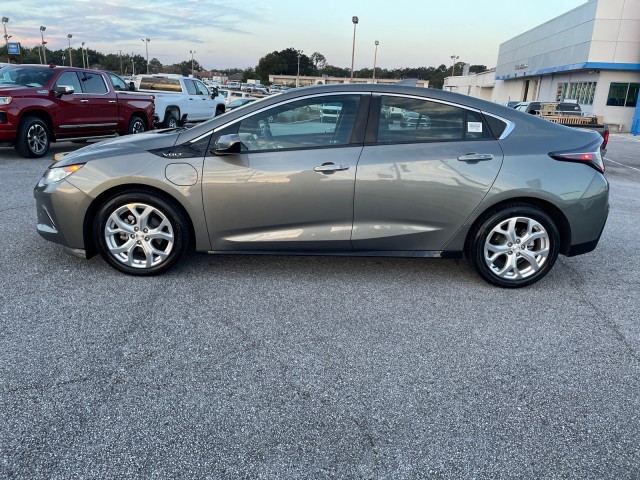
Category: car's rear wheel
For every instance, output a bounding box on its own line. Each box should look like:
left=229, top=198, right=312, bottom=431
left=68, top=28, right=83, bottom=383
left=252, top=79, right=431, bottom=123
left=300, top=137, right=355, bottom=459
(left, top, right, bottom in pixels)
left=127, top=115, right=146, bottom=134
left=163, top=113, right=178, bottom=129
left=467, top=204, right=559, bottom=288
left=93, top=192, right=190, bottom=275
left=15, top=116, right=50, bottom=158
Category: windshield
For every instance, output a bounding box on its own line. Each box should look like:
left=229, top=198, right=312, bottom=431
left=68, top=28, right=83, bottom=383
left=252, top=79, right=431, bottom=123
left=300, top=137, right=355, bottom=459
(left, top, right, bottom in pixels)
left=0, top=66, right=56, bottom=88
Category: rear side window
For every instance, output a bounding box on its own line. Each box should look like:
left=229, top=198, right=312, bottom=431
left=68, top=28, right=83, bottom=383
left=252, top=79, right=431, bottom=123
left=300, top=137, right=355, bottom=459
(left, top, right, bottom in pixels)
left=81, top=73, right=108, bottom=94
left=184, top=79, right=197, bottom=95
left=377, top=96, right=465, bottom=143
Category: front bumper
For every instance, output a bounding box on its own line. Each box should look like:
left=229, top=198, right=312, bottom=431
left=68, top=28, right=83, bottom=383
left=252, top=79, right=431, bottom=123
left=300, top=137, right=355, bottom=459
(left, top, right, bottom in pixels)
left=34, top=177, right=93, bottom=253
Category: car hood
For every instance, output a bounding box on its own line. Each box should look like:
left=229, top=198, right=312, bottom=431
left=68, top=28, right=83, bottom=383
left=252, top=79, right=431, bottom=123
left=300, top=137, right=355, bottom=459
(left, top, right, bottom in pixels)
left=54, top=129, right=183, bottom=167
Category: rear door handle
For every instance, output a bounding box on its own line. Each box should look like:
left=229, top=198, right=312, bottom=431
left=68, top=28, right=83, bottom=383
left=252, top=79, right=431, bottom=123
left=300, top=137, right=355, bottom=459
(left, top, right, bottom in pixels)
left=80, top=99, right=89, bottom=103
left=457, top=153, right=494, bottom=163
left=313, top=162, right=350, bottom=172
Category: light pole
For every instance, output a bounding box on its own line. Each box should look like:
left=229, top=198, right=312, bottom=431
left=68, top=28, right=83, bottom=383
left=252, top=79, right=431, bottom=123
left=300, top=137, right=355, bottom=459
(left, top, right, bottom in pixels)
left=81, top=42, right=86, bottom=68
left=190, top=50, right=196, bottom=77
left=372, top=40, right=379, bottom=83
left=67, top=34, right=73, bottom=67
left=450, top=54, right=459, bottom=78
left=62, top=53, right=65, bottom=66
left=118, top=50, right=123, bottom=75
left=141, top=38, right=150, bottom=74
left=296, top=49, right=302, bottom=88
left=2, top=17, right=9, bottom=63
left=39, top=26, right=47, bottom=64
left=350, top=16, right=358, bottom=83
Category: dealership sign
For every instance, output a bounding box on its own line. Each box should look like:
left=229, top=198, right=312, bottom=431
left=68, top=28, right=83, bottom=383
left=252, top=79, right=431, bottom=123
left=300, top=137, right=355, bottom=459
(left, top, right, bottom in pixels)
left=8, top=42, right=20, bottom=55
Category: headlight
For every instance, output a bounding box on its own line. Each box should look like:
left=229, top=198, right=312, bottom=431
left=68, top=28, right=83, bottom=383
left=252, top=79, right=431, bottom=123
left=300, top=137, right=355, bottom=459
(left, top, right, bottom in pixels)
left=40, top=164, right=84, bottom=186
left=0, top=96, right=12, bottom=105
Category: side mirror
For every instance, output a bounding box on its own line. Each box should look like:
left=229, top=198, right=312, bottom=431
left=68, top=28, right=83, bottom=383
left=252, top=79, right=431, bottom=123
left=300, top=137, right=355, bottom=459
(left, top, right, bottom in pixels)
left=128, top=81, right=136, bottom=91
left=55, top=85, right=74, bottom=97
left=211, top=87, right=219, bottom=99
left=213, top=134, right=243, bottom=155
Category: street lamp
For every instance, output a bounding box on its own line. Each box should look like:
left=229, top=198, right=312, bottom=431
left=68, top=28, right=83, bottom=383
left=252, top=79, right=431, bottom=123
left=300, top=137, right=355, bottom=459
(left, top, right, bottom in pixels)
left=190, top=50, right=196, bottom=77
left=372, top=40, right=379, bottom=83
left=118, top=50, right=123, bottom=75
left=62, top=53, right=65, bottom=66
left=450, top=54, right=459, bottom=78
left=67, top=34, right=73, bottom=67
left=141, top=38, right=150, bottom=74
left=296, top=49, right=302, bottom=88
left=39, top=26, right=47, bottom=64
left=81, top=42, right=86, bottom=68
left=2, top=17, right=9, bottom=63
left=350, top=16, right=358, bottom=83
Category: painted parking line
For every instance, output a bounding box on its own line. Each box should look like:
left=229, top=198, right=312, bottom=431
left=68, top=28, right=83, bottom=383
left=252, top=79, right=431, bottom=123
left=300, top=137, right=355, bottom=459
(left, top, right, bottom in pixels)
left=604, top=158, right=640, bottom=172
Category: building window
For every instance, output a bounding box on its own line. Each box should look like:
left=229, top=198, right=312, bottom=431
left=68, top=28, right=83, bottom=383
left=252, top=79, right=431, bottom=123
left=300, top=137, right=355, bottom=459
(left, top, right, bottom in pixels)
left=607, top=83, right=639, bottom=107
left=557, top=82, right=596, bottom=105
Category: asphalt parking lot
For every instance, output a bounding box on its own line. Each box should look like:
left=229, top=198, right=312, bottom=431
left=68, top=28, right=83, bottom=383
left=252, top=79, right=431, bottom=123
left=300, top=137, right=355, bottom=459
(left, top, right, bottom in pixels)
left=1, top=134, right=639, bottom=478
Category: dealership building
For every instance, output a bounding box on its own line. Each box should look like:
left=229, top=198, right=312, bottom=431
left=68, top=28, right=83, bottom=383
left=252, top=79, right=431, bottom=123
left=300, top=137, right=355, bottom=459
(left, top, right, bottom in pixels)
left=444, top=0, right=640, bottom=132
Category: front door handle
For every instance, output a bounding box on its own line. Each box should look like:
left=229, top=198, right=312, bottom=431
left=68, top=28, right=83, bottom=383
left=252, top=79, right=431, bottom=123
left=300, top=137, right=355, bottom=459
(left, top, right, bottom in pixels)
left=313, top=162, right=350, bottom=172
left=80, top=99, right=89, bottom=103
left=457, top=153, right=494, bottom=163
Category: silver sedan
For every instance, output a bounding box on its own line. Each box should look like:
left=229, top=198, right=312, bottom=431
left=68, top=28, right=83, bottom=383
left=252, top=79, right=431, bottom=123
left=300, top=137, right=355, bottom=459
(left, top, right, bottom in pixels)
left=34, top=84, right=609, bottom=287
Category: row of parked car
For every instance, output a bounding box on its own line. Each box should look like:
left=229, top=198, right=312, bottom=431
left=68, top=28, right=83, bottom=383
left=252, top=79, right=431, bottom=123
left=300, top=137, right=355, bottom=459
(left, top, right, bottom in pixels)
left=0, top=64, right=240, bottom=158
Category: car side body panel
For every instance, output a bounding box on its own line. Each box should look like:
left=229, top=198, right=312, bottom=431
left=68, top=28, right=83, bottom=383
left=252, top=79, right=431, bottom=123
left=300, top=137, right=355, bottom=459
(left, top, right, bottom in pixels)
left=352, top=139, right=504, bottom=250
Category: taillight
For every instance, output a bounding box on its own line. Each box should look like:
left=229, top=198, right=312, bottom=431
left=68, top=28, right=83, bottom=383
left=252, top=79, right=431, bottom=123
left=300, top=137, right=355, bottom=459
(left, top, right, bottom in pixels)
left=602, top=129, right=609, bottom=150
left=549, top=139, right=605, bottom=173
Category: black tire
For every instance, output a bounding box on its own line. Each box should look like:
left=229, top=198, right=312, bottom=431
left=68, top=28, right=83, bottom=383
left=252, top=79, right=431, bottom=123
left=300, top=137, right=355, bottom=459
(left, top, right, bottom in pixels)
left=466, top=204, right=559, bottom=288
left=15, top=116, right=50, bottom=158
left=163, top=113, right=178, bottom=129
left=215, top=105, right=225, bottom=116
left=93, top=191, right=191, bottom=276
left=127, top=115, right=146, bottom=135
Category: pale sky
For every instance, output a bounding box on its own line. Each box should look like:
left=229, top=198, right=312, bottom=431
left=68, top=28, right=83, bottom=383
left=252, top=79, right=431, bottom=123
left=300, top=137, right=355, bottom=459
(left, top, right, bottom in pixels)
left=3, top=0, right=589, bottom=70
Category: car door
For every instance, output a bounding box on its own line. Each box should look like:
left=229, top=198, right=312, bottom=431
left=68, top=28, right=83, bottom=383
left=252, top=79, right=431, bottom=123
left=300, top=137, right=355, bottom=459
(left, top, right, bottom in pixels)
left=202, top=93, right=368, bottom=251
left=183, top=79, right=209, bottom=122
left=53, top=71, right=118, bottom=138
left=352, top=94, right=504, bottom=251
left=194, top=79, right=217, bottom=119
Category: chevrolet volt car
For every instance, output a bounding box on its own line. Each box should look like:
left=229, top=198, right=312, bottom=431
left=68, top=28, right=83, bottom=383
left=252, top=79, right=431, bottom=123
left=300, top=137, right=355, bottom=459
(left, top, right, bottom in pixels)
left=34, top=84, right=609, bottom=287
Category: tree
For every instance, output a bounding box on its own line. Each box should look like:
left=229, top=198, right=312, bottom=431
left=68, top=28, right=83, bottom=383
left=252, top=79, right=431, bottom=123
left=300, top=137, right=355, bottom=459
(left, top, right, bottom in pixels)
left=255, top=48, right=314, bottom=83
left=310, top=52, right=327, bottom=72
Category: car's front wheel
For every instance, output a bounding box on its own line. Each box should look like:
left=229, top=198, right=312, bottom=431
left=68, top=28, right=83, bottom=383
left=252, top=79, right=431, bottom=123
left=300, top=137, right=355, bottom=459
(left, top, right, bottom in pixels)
left=93, top=192, right=191, bottom=275
left=467, top=204, right=559, bottom=288
left=15, top=116, right=50, bottom=158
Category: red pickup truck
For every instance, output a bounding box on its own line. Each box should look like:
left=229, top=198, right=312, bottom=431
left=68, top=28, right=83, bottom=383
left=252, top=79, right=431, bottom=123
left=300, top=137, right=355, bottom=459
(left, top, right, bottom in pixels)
left=0, top=64, right=155, bottom=158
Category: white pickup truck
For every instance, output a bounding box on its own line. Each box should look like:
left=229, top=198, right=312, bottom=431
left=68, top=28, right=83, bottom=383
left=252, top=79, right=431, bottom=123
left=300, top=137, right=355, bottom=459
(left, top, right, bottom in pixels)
left=133, top=74, right=226, bottom=128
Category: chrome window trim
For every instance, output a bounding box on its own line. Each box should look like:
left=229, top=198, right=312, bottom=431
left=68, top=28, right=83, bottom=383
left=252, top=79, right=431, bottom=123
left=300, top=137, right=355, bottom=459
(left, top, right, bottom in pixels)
left=373, top=92, right=482, bottom=113
left=190, top=91, right=370, bottom=144
left=482, top=111, right=516, bottom=140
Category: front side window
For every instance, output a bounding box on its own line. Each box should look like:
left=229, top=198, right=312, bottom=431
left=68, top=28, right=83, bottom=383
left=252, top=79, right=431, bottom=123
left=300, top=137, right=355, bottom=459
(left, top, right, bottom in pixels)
left=108, top=73, right=129, bottom=91
left=55, top=71, right=82, bottom=94
left=194, top=80, right=210, bottom=95
left=237, top=95, right=361, bottom=151
left=81, top=73, right=108, bottom=94
left=378, top=96, right=488, bottom=143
